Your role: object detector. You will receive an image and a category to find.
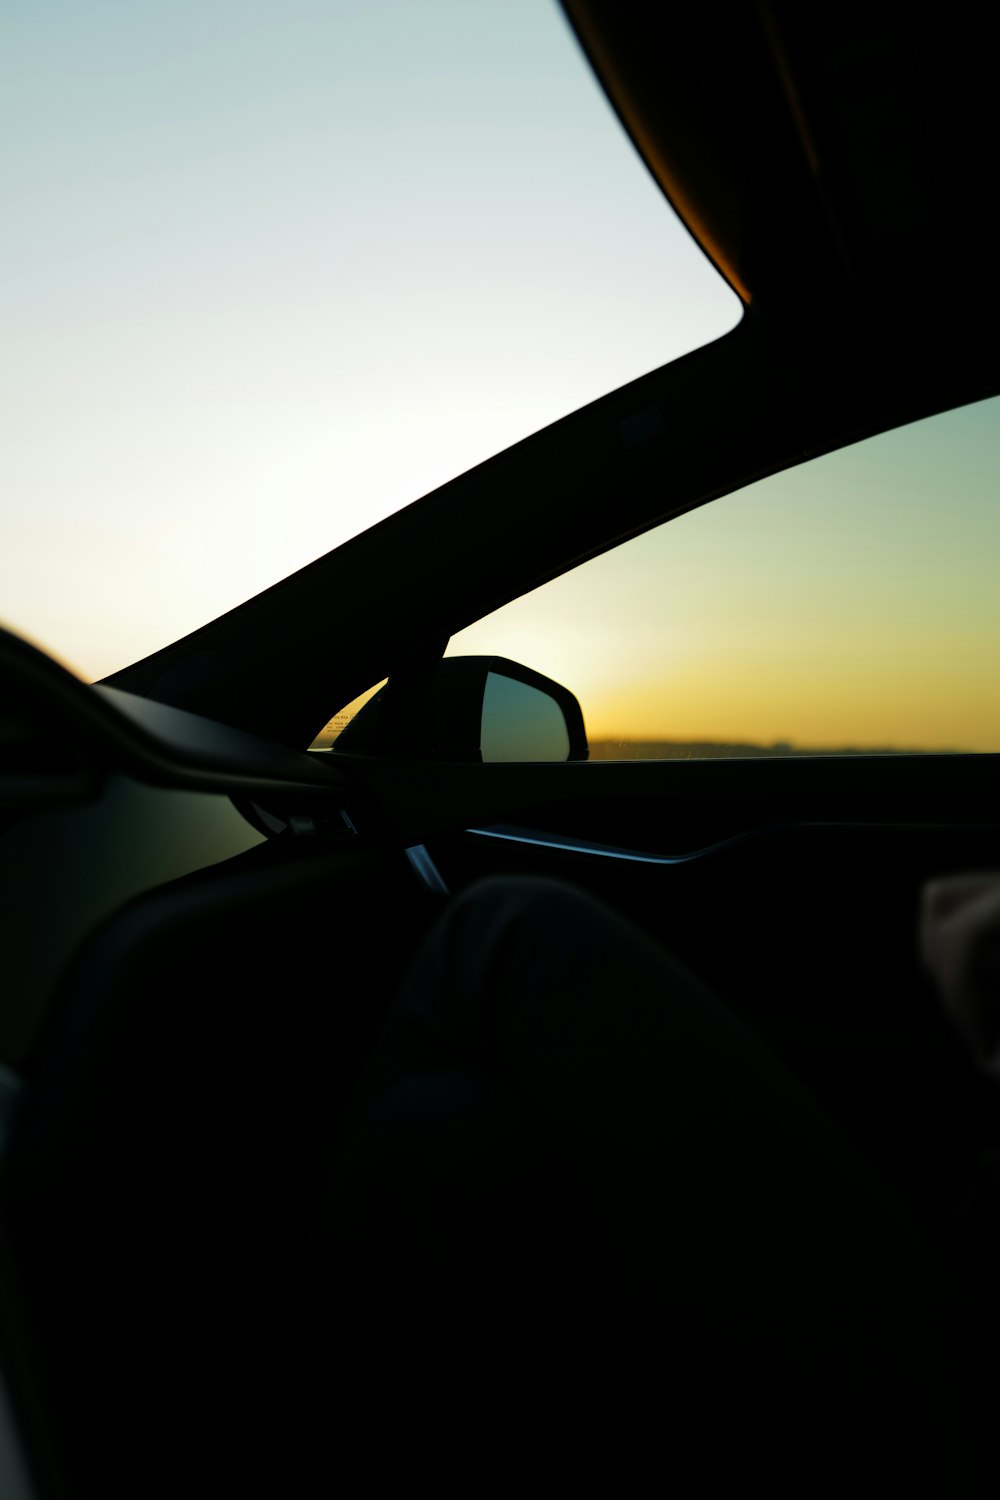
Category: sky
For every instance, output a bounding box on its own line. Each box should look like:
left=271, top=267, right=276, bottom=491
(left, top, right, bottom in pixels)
left=449, top=393, right=1000, bottom=752
left=0, top=0, right=739, bottom=683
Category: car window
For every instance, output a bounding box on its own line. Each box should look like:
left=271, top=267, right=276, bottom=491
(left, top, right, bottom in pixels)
left=1, top=0, right=738, bottom=685
left=310, top=681, right=388, bottom=751
left=444, top=393, right=1000, bottom=760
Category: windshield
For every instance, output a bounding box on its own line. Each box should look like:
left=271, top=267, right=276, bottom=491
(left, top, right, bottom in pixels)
left=1, top=0, right=739, bottom=683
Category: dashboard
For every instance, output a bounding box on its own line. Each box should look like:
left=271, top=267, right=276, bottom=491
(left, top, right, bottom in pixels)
left=0, top=625, right=362, bottom=1070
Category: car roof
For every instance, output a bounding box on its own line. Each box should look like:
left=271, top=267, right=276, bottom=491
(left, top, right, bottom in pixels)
left=567, top=1, right=996, bottom=322
left=104, top=0, right=1000, bottom=747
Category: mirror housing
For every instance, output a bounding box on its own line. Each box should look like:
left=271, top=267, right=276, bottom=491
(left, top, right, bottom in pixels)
left=333, top=655, right=588, bottom=763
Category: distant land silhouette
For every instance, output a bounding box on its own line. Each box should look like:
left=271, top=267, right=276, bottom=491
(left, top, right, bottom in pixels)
left=587, top=738, right=969, bottom=760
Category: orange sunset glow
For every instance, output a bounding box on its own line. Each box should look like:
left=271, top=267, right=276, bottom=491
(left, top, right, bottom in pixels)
left=448, top=393, right=1000, bottom=757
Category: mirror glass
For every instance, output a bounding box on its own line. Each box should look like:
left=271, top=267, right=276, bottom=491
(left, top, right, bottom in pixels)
left=480, top=672, right=571, bottom=762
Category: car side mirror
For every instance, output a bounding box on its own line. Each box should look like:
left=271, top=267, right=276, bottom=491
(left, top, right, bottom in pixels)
left=332, top=655, right=588, bottom=762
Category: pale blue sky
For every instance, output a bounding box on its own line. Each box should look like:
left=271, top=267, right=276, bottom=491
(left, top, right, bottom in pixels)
left=1, top=0, right=739, bottom=681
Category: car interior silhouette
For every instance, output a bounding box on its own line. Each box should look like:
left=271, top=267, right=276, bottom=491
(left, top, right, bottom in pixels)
left=2, top=2, right=1000, bottom=1494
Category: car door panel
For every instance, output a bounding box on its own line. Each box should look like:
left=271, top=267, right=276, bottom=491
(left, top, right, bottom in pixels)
left=340, top=748, right=1000, bottom=1220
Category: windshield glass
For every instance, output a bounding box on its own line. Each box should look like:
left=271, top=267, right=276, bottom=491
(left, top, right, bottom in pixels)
left=1, top=0, right=739, bottom=682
